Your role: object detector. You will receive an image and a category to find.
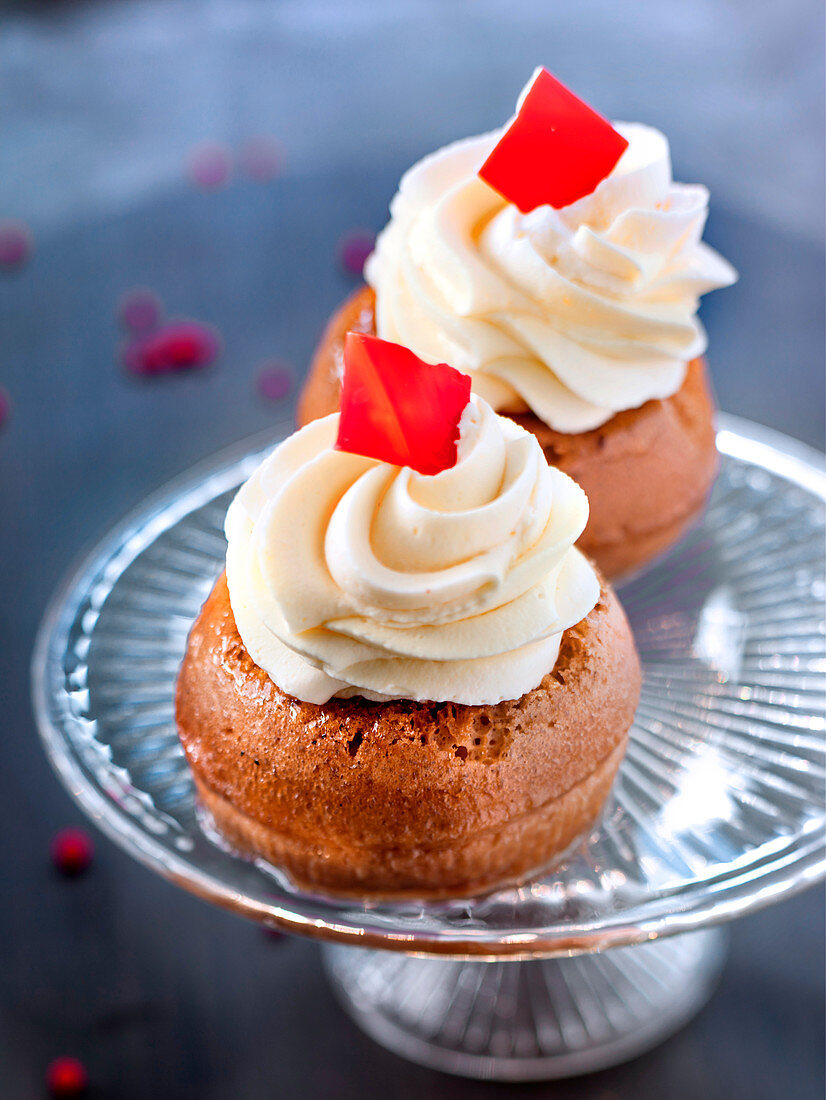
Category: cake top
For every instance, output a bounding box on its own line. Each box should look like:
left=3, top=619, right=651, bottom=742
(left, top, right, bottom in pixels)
left=365, top=69, right=737, bottom=435
left=224, top=337, right=599, bottom=705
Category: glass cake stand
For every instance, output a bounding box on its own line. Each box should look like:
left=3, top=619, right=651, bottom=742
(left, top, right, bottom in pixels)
left=32, top=414, right=826, bottom=1081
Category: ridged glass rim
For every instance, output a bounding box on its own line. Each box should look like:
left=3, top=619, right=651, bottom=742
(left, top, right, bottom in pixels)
left=31, top=414, right=826, bottom=957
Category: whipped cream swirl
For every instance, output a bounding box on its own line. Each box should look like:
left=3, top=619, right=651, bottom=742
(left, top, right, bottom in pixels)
left=225, top=397, right=599, bottom=705
left=366, top=122, right=737, bottom=432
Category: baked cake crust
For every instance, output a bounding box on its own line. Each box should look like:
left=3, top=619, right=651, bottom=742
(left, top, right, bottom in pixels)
left=298, top=285, right=719, bottom=579
left=176, top=572, right=640, bottom=898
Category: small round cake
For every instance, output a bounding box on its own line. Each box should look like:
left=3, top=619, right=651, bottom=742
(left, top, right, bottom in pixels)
left=177, top=571, right=637, bottom=898
left=177, top=351, right=641, bottom=898
left=299, top=71, right=736, bottom=579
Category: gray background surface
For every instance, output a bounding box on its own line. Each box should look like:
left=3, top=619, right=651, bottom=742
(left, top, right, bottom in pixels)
left=1, top=2, right=824, bottom=1097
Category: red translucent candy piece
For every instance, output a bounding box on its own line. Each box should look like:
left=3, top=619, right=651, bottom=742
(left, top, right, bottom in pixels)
left=479, top=68, right=628, bottom=212
left=336, top=334, right=471, bottom=476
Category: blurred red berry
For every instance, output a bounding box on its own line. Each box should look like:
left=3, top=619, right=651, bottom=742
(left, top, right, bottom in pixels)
left=188, top=143, right=232, bottom=190
left=46, top=1056, right=88, bottom=1096
left=123, top=321, right=221, bottom=376
left=118, top=287, right=162, bottom=334
left=51, top=828, right=94, bottom=877
left=0, top=220, right=31, bottom=269
left=255, top=361, right=294, bottom=402
left=338, top=230, right=375, bottom=277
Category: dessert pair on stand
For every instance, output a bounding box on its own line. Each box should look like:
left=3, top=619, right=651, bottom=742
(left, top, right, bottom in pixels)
left=37, top=68, right=826, bottom=1088
left=177, top=68, right=736, bottom=896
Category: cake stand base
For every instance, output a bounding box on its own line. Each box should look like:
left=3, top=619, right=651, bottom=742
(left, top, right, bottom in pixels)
left=324, top=929, right=727, bottom=1081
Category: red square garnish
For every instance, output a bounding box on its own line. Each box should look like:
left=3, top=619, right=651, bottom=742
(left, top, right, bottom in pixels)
left=479, top=68, right=629, bottom=212
left=336, top=334, right=472, bottom=476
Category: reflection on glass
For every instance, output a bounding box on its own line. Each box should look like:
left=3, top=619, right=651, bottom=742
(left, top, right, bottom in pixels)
left=693, top=585, right=747, bottom=682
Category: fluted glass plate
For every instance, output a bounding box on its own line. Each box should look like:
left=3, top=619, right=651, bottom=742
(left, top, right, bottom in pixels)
left=32, top=415, right=826, bottom=957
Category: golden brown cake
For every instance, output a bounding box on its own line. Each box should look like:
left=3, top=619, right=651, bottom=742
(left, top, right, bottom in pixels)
left=178, top=334, right=642, bottom=899
left=176, top=571, right=640, bottom=899
left=298, top=286, right=719, bottom=579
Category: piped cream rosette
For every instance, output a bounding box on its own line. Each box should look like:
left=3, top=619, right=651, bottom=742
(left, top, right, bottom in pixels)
left=225, top=396, right=599, bottom=705
left=366, top=121, right=737, bottom=432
